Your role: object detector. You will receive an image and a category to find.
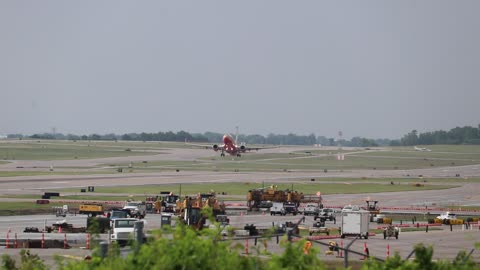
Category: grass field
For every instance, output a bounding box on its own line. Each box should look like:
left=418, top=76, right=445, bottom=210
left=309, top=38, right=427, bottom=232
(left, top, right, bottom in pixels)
left=1, top=140, right=480, bottom=173
left=50, top=180, right=456, bottom=196
left=108, top=152, right=480, bottom=172
left=0, top=140, right=163, bottom=160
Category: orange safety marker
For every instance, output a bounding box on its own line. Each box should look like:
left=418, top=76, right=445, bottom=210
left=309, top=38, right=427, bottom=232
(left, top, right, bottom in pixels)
left=387, top=244, right=390, bottom=258
left=14, top=233, right=18, bottom=249
left=5, top=232, right=9, bottom=249
left=86, top=233, right=91, bottom=250
left=338, top=240, right=344, bottom=258
left=41, top=232, right=45, bottom=249
left=361, top=242, right=368, bottom=260
left=245, top=239, right=249, bottom=255
left=64, top=233, right=68, bottom=249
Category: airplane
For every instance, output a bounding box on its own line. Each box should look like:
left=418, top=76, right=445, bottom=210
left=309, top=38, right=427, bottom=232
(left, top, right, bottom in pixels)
left=187, top=132, right=271, bottom=157
left=414, top=146, right=431, bottom=152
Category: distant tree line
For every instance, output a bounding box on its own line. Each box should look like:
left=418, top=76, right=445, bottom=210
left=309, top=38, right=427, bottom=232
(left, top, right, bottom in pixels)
left=10, top=131, right=381, bottom=147
left=391, top=124, right=480, bottom=146
left=7, top=124, right=479, bottom=147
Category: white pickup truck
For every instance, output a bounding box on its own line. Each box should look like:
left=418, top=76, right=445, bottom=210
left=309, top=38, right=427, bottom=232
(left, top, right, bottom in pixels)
left=303, top=203, right=320, bottom=216
left=270, top=202, right=285, bottom=216
left=437, top=212, right=457, bottom=220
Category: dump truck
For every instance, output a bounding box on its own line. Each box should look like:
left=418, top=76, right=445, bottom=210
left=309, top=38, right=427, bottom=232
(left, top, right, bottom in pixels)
left=79, top=204, right=104, bottom=217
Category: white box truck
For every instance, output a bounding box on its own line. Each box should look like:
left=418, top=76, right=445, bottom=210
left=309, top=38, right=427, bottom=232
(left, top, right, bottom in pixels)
left=340, top=210, right=370, bottom=239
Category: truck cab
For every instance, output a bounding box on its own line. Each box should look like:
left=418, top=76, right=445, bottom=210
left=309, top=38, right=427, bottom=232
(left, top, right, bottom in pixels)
left=110, top=218, right=141, bottom=246
left=283, top=202, right=298, bottom=215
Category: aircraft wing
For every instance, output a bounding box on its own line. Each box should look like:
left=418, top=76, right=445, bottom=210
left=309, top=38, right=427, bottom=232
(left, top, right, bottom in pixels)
left=185, top=142, right=217, bottom=150
left=240, top=145, right=277, bottom=152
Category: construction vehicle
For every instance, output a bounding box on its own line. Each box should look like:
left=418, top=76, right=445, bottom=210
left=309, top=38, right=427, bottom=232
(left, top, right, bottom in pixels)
left=175, top=193, right=226, bottom=229
left=79, top=204, right=104, bottom=217
left=200, top=193, right=226, bottom=216
left=383, top=224, right=399, bottom=239
left=159, top=192, right=180, bottom=213
left=123, top=200, right=147, bottom=218
left=309, top=219, right=330, bottom=236
left=177, top=195, right=206, bottom=230
left=110, top=218, right=145, bottom=246
left=366, top=200, right=380, bottom=221
left=247, top=185, right=304, bottom=211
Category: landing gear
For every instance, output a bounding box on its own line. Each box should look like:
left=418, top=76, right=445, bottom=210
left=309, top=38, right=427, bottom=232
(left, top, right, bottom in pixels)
left=236, top=153, right=241, bottom=157
left=221, top=152, right=225, bottom=157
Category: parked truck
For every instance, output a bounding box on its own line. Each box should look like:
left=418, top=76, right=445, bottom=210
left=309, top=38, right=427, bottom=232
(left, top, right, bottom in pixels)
left=79, top=204, right=104, bottom=217
left=283, top=202, right=298, bottom=215
left=123, top=201, right=147, bottom=218
left=303, top=203, right=320, bottom=216
left=270, top=202, right=285, bottom=216
left=340, top=210, right=370, bottom=239
left=110, top=218, right=144, bottom=246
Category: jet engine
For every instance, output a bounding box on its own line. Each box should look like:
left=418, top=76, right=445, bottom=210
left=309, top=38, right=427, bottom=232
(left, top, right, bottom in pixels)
left=213, top=145, right=219, bottom=151
left=240, top=145, right=246, bottom=152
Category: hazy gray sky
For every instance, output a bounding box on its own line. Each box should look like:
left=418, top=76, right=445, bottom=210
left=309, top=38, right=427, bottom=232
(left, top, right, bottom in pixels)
left=2, top=1, right=479, bottom=139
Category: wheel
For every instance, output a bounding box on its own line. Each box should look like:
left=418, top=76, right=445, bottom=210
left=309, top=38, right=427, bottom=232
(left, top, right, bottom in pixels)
left=364, top=233, right=368, bottom=239
left=395, top=232, right=399, bottom=239
left=341, top=234, right=345, bottom=239
left=383, top=231, right=387, bottom=239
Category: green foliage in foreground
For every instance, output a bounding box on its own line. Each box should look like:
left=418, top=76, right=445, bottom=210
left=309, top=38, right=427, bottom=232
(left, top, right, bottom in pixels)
left=363, top=244, right=478, bottom=270
left=1, top=225, right=478, bottom=270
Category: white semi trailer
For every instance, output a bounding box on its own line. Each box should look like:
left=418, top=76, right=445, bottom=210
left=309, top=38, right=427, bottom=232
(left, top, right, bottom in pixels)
left=340, top=210, right=370, bottom=239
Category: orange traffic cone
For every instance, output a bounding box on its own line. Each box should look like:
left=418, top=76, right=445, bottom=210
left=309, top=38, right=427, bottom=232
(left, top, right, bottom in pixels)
left=361, top=242, right=369, bottom=260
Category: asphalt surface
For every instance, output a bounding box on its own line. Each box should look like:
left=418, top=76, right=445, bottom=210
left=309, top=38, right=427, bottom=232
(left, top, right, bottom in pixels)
left=0, top=145, right=479, bottom=267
